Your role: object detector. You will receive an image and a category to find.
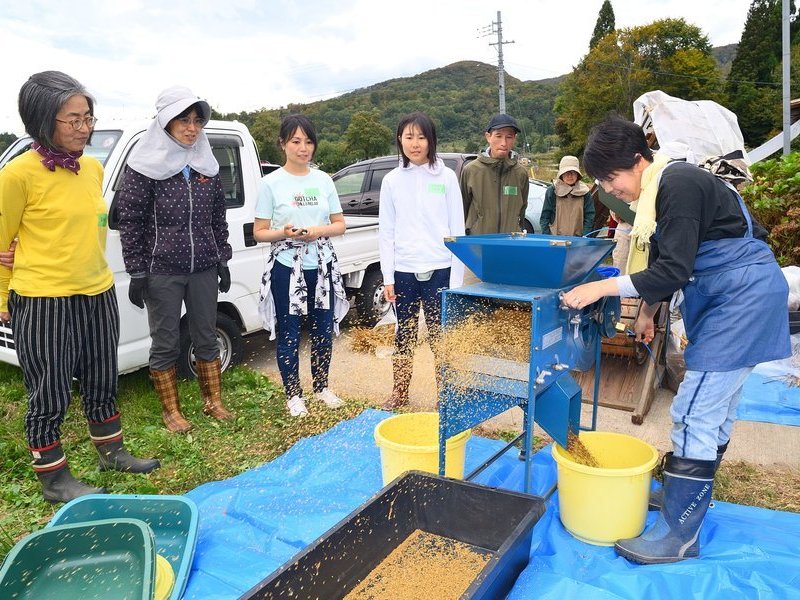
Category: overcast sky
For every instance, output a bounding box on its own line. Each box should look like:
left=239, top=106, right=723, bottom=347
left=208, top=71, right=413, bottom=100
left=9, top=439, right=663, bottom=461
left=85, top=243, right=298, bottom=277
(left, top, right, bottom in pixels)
left=0, top=0, right=755, bottom=135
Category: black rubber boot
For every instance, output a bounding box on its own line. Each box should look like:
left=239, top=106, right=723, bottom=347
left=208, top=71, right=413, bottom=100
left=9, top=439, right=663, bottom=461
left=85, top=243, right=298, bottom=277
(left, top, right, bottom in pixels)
left=89, top=415, right=160, bottom=473
left=31, top=442, right=106, bottom=504
left=616, top=453, right=716, bottom=564
left=648, top=441, right=729, bottom=510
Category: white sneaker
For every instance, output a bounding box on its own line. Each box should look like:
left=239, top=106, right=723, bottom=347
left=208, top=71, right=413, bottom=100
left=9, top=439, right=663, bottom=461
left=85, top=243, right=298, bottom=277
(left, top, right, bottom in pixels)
left=315, top=388, right=344, bottom=408
left=287, top=395, right=309, bottom=417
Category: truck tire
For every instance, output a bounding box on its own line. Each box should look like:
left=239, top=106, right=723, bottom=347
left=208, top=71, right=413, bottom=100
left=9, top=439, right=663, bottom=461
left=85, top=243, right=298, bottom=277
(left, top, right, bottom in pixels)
left=177, top=312, right=244, bottom=379
left=354, top=269, right=391, bottom=327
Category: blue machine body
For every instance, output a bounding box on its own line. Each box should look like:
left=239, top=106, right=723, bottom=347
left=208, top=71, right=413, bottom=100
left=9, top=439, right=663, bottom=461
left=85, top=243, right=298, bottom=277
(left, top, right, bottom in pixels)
left=439, top=233, right=619, bottom=493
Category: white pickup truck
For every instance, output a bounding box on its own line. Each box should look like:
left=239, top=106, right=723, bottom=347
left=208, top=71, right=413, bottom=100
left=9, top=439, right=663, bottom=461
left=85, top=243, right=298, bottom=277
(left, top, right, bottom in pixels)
left=0, top=120, right=387, bottom=377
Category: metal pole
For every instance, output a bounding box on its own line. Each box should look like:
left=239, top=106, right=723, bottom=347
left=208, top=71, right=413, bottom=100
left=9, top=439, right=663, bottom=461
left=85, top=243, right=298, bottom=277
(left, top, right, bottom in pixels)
left=783, top=0, right=791, bottom=155
left=496, top=11, right=506, bottom=114
left=480, top=12, right=514, bottom=114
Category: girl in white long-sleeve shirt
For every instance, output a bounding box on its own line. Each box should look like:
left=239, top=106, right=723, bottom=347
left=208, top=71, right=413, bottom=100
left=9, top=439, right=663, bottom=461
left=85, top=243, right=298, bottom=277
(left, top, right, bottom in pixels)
left=379, top=112, right=465, bottom=409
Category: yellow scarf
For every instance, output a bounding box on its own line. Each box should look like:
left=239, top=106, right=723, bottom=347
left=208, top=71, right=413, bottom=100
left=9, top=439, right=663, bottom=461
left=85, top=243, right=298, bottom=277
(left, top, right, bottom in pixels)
left=625, top=153, right=671, bottom=275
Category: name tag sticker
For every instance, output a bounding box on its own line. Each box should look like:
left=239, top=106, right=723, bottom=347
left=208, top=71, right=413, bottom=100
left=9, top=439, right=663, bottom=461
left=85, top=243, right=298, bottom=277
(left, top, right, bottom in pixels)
left=503, top=185, right=519, bottom=195
left=428, top=183, right=446, bottom=194
left=97, top=213, right=108, bottom=227
left=304, top=188, right=321, bottom=196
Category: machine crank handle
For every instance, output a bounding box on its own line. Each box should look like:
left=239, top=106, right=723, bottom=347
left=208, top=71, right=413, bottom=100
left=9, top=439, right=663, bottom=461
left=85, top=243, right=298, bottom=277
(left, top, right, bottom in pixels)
left=552, top=355, right=570, bottom=371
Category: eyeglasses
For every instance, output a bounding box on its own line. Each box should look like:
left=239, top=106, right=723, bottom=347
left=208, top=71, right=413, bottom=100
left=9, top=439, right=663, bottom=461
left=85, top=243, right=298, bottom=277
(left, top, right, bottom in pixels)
left=55, top=116, right=97, bottom=130
left=175, top=117, right=206, bottom=127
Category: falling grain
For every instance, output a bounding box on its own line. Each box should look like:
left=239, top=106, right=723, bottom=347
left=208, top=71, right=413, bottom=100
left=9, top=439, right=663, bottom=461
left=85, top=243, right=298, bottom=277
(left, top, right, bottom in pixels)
left=564, top=431, right=601, bottom=468
left=349, top=325, right=396, bottom=354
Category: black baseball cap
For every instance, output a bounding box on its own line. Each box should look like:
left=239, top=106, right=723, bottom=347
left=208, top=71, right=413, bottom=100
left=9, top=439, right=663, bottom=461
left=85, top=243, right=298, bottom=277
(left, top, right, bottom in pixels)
left=486, top=113, right=521, bottom=133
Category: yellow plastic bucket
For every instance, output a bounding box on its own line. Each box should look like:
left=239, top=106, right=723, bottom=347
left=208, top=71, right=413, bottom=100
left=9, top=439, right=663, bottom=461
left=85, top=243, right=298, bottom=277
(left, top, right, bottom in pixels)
left=374, top=412, right=471, bottom=485
left=552, top=431, right=659, bottom=546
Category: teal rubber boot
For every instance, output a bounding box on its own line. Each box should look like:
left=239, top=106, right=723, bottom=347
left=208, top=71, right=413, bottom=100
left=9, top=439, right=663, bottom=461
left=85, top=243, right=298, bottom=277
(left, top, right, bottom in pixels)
left=648, top=441, right=728, bottom=511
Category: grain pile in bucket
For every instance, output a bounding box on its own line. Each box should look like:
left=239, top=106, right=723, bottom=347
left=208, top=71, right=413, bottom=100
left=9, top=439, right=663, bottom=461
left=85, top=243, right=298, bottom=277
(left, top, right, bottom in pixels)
left=344, top=529, right=490, bottom=599
left=563, top=430, right=601, bottom=467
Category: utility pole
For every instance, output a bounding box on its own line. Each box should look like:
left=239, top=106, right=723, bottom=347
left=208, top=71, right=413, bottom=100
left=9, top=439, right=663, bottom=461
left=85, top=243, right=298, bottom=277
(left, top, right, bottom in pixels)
left=478, top=11, right=514, bottom=114
left=782, top=0, right=791, bottom=155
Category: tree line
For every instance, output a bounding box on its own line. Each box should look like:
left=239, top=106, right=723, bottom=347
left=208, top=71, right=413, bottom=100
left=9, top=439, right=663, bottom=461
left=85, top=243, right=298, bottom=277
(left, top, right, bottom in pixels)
left=217, top=0, right=800, bottom=169
left=0, top=1, right=795, bottom=167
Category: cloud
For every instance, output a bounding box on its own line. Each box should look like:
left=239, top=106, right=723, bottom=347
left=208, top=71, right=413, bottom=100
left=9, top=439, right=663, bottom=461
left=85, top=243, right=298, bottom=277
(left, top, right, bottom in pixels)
left=0, top=0, right=754, bottom=135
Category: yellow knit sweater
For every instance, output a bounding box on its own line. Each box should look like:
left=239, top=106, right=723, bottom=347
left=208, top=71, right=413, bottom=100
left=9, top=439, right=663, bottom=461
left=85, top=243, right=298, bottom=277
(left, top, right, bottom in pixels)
left=0, top=150, right=113, bottom=312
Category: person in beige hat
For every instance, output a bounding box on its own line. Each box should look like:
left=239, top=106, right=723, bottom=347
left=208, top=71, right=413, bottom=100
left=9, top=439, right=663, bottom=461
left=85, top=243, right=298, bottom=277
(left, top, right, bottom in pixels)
left=540, top=155, right=595, bottom=236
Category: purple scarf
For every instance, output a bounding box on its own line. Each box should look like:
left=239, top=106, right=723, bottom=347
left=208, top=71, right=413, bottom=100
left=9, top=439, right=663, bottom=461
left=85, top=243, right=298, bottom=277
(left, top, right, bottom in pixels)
left=32, top=141, right=82, bottom=174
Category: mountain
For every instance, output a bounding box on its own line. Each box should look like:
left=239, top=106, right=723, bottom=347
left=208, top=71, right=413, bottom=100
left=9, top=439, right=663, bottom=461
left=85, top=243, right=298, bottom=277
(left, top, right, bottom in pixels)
left=218, top=46, right=736, bottom=155
left=218, top=61, right=561, bottom=154
left=712, top=43, right=738, bottom=77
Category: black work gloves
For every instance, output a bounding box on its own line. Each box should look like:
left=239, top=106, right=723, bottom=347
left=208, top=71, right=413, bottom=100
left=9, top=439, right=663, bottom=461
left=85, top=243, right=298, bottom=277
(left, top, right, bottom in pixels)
left=218, top=263, right=231, bottom=293
left=128, top=275, right=147, bottom=308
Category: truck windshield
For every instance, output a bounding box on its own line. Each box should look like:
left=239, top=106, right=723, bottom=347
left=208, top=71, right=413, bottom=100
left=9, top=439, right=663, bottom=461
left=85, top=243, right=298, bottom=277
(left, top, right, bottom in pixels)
left=0, top=130, right=123, bottom=168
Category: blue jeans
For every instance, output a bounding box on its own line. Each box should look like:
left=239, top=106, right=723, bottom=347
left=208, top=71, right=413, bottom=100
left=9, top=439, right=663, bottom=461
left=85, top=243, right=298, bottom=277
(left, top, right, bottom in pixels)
left=271, top=261, right=334, bottom=398
left=671, top=367, right=753, bottom=460
left=393, top=268, right=450, bottom=358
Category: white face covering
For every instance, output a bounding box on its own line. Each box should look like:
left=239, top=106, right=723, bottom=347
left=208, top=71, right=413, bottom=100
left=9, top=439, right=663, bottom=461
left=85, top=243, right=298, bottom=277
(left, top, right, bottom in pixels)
left=126, top=86, right=219, bottom=181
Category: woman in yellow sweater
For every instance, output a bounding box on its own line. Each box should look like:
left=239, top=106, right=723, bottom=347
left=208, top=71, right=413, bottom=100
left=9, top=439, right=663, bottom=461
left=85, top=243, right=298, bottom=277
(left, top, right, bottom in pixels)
left=0, top=71, right=159, bottom=503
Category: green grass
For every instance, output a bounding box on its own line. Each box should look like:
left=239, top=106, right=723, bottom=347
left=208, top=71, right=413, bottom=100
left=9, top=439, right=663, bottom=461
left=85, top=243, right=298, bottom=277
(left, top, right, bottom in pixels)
left=0, top=362, right=369, bottom=560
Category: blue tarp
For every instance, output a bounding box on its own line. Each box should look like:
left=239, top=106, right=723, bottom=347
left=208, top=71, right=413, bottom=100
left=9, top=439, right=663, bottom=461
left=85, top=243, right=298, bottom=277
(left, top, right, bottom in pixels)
left=184, top=410, right=800, bottom=599
left=737, top=372, right=800, bottom=427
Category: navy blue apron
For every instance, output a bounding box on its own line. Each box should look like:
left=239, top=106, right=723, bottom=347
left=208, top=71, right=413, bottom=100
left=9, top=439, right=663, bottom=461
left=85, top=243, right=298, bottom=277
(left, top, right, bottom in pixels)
left=679, top=182, right=790, bottom=371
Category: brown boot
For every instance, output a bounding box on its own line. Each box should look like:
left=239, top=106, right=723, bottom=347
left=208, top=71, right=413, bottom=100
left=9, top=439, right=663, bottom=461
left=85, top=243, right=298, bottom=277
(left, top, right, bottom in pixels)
left=382, top=357, right=413, bottom=410
left=196, top=357, right=233, bottom=421
left=151, top=366, right=192, bottom=433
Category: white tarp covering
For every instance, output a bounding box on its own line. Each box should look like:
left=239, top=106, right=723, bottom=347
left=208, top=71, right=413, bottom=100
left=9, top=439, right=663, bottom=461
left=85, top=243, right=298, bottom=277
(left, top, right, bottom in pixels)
left=633, top=90, right=749, bottom=165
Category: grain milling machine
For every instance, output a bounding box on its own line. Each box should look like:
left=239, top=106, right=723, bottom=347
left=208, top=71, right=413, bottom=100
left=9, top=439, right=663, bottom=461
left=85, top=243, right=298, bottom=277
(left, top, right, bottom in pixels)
left=439, top=233, right=620, bottom=493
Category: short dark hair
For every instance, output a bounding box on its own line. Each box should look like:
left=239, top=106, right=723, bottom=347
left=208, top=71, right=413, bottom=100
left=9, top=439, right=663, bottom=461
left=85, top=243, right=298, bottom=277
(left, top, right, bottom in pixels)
left=395, top=112, right=438, bottom=168
left=18, top=71, right=95, bottom=150
left=583, top=116, right=653, bottom=181
left=279, top=114, right=318, bottom=158
left=175, top=102, right=207, bottom=123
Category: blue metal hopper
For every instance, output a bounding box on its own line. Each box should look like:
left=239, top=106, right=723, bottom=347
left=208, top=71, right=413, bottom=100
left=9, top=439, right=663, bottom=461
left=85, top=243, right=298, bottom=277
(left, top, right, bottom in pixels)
left=439, top=232, right=620, bottom=494
left=445, top=233, right=614, bottom=288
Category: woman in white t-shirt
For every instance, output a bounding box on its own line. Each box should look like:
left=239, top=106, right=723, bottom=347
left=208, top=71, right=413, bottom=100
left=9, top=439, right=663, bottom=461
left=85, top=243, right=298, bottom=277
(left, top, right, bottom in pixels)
left=253, top=115, right=350, bottom=417
left=379, top=112, right=465, bottom=409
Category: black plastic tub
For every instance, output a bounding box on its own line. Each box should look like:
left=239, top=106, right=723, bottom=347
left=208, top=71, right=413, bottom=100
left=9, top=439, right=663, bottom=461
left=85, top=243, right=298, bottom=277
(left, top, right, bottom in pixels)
left=240, top=471, right=546, bottom=600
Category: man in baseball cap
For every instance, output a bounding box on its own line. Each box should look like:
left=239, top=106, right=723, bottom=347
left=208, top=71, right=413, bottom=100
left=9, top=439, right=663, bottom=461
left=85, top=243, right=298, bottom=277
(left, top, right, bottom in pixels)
left=485, top=113, right=522, bottom=134
left=460, top=113, right=529, bottom=238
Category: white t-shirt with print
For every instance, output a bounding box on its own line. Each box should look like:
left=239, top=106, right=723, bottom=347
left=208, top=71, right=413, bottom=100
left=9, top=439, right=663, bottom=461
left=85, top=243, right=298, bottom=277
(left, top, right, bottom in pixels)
left=255, top=167, right=343, bottom=269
